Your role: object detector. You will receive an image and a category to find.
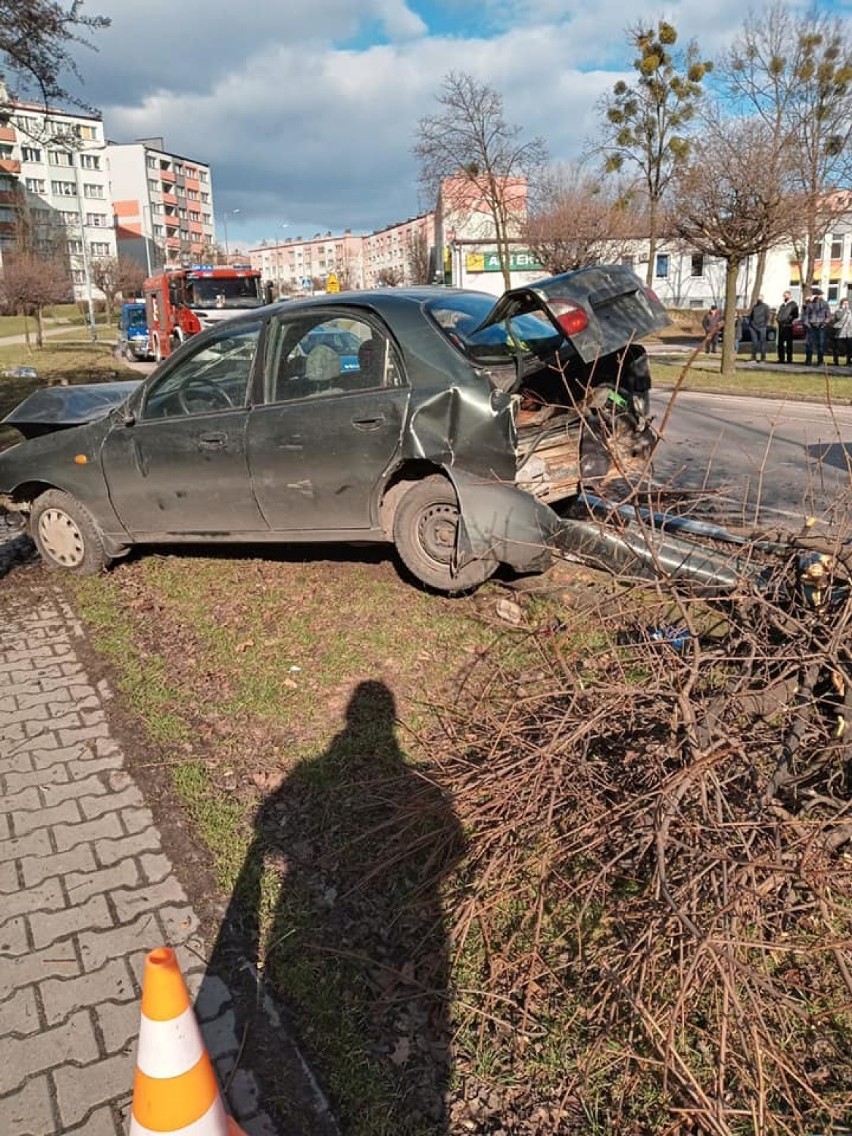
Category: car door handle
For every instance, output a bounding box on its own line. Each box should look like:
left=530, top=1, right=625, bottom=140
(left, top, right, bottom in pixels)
left=198, top=433, right=226, bottom=450
left=351, top=416, right=386, bottom=430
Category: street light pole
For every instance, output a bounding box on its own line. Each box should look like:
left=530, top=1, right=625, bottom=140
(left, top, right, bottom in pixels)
left=68, top=150, right=97, bottom=342
left=221, top=208, right=240, bottom=260
left=142, top=203, right=152, bottom=276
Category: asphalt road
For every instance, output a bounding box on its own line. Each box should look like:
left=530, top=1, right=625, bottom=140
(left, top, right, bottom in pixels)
left=649, top=388, right=852, bottom=528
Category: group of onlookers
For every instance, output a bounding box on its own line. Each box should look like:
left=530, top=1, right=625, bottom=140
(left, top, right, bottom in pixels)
left=701, top=289, right=852, bottom=366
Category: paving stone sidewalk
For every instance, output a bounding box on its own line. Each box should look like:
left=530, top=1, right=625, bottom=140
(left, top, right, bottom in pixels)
left=0, top=580, right=281, bottom=1135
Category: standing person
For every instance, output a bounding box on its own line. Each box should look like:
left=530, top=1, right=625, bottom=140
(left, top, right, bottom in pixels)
left=831, top=297, right=852, bottom=366
left=803, top=287, right=832, bottom=365
left=732, top=309, right=743, bottom=354
left=748, top=295, right=770, bottom=362
left=776, top=290, right=799, bottom=364
left=702, top=304, right=722, bottom=354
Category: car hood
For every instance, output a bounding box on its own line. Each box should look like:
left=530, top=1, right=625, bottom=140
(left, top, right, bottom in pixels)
left=2, top=381, right=141, bottom=440
left=478, top=264, right=671, bottom=365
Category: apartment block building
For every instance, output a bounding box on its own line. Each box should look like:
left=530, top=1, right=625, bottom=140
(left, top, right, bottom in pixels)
left=248, top=213, right=435, bottom=295
left=250, top=229, right=365, bottom=295
left=108, top=138, right=215, bottom=274
left=0, top=94, right=116, bottom=302
left=361, top=213, right=436, bottom=287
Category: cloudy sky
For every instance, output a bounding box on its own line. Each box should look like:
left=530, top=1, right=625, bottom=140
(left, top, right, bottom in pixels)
left=63, top=0, right=846, bottom=251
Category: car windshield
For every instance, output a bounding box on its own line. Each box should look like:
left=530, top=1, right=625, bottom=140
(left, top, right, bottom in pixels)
left=425, top=293, right=563, bottom=363
left=126, top=309, right=146, bottom=329
left=186, top=277, right=262, bottom=309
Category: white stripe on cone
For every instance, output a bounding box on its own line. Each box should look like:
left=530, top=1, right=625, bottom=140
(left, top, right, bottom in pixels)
left=135, top=1004, right=205, bottom=1079
left=129, top=1094, right=230, bottom=1136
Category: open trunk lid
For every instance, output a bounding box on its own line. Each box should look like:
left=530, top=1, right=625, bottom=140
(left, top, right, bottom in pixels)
left=478, top=264, right=670, bottom=365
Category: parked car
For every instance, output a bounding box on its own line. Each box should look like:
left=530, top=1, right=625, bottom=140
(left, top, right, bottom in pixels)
left=1, top=365, right=38, bottom=379
left=116, top=301, right=151, bottom=361
left=0, top=269, right=669, bottom=592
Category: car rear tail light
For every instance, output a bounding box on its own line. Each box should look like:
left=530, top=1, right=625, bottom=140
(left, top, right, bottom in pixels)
left=643, top=286, right=661, bottom=305
left=549, top=300, right=589, bottom=338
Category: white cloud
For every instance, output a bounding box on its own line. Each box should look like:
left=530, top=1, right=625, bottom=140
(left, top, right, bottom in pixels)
left=67, top=0, right=770, bottom=246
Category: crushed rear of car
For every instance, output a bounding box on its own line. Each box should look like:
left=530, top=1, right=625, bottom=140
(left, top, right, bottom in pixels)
left=0, top=266, right=670, bottom=592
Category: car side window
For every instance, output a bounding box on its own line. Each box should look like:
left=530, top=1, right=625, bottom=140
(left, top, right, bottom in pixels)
left=142, top=321, right=262, bottom=420
left=263, top=315, right=404, bottom=404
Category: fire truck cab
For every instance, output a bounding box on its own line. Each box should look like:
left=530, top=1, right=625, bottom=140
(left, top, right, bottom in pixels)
left=144, top=264, right=264, bottom=362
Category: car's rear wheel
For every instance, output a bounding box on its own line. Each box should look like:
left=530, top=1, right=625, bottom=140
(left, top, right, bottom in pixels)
left=30, top=490, right=110, bottom=576
left=393, top=475, right=497, bottom=593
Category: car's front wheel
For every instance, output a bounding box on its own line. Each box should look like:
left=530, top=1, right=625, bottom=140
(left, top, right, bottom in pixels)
left=393, top=475, right=497, bottom=593
left=30, top=490, right=110, bottom=575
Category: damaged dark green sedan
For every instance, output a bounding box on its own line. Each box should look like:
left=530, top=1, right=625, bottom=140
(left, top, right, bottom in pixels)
left=0, top=267, right=668, bottom=592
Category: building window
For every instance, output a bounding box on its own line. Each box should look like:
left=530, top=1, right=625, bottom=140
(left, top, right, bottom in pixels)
left=655, top=253, right=669, bottom=279
left=691, top=253, right=704, bottom=277
left=48, top=150, right=73, bottom=166
left=82, top=183, right=104, bottom=199
left=90, top=241, right=111, bottom=256
left=80, top=153, right=101, bottom=170
left=828, top=283, right=839, bottom=302
left=21, top=146, right=42, bottom=162
left=830, top=233, right=844, bottom=260
left=67, top=238, right=83, bottom=254
left=51, top=180, right=77, bottom=196
left=25, top=178, right=46, bottom=193
left=72, top=268, right=86, bottom=284
left=85, top=212, right=109, bottom=227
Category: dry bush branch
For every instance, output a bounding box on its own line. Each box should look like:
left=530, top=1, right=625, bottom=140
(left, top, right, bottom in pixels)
left=430, top=508, right=852, bottom=1134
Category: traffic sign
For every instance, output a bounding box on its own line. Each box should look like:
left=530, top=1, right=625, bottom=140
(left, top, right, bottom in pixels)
left=326, top=272, right=340, bottom=294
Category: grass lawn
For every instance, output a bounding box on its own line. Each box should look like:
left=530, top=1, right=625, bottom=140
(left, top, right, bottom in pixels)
left=71, top=551, right=526, bottom=1135
left=650, top=354, right=852, bottom=403
left=0, top=337, right=138, bottom=451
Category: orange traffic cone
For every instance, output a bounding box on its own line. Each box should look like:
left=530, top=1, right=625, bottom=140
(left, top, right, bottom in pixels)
left=129, top=946, right=246, bottom=1135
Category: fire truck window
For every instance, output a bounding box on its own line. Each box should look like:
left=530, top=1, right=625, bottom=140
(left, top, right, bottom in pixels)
left=142, top=321, right=262, bottom=420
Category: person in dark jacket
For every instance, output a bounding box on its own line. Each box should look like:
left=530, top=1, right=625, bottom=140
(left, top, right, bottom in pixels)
left=803, top=287, right=832, bottom=365
left=776, top=290, right=799, bottom=364
left=701, top=304, right=722, bottom=353
left=748, top=295, right=770, bottom=361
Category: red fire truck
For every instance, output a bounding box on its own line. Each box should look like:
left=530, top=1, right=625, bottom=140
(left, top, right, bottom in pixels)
left=143, top=264, right=264, bottom=361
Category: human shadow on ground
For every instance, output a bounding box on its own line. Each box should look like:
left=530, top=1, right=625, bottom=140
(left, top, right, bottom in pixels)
left=202, top=680, right=465, bottom=1135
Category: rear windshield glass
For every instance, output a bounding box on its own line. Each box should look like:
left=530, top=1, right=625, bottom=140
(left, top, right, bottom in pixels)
left=425, top=293, right=563, bottom=363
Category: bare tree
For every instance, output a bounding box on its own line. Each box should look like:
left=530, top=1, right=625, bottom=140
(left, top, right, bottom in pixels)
left=376, top=266, right=403, bottom=288
left=0, top=1, right=109, bottom=124
left=721, top=4, right=852, bottom=295
left=0, top=250, right=71, bottom=347
left=414, top=72, right=548, bottom=289
left=674, top=111, right=801, bottom=375
left=596, top=20, right=713, bottom=287
left=405, top=229, right=432, bottom=284
left=523, top=165, right=638, bottom=274
left=90, top=256, right=146, bottom=317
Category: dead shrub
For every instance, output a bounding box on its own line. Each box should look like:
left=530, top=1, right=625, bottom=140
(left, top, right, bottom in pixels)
left=432, top=526, right=852, bottom=1134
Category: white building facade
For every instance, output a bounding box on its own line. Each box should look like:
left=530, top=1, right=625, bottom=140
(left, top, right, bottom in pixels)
left=0, top=97, right=116, bottom=303
left=108, top=138, right=215, bottom=274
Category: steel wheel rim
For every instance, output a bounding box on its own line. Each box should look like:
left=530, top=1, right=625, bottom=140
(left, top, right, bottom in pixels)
left=38, top=508, right=85, bottom=567
left=417, top=502, right=457, bottom=566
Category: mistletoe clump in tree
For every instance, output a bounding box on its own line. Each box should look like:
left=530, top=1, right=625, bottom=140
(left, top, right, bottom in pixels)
left=599, top=20, right=712, bottom=286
